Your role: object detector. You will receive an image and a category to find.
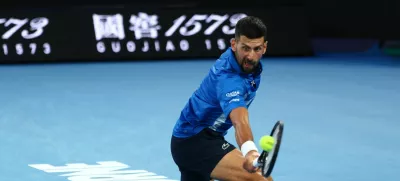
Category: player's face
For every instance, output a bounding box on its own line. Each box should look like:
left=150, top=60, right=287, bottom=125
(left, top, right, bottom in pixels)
left=231, top=35, right=267, bottom=74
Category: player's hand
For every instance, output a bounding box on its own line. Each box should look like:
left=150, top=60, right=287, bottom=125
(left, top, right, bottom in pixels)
left=243, top=150, right=260, bottom=173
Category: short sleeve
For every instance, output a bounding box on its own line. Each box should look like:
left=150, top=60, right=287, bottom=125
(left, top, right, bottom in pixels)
left=216, top=74, right=247, bottom=117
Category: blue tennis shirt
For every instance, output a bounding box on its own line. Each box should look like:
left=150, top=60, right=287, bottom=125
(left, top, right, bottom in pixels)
left=172, top=47, right=263, bottom=138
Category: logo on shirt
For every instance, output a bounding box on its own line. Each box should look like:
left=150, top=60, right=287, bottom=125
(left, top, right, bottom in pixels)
left=226, top=91, right=240, bottom=97
left=222, top=142, right=230, bottom=150
left=251, top=80, right=256, bottom=88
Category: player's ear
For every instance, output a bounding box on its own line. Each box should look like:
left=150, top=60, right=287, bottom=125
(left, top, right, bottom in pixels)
left=230, top=37, right=236, bottom=51
left=262, top=41, right=268, bottom=54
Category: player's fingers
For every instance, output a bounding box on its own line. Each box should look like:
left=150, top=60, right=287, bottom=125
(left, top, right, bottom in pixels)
left=243, top=160, right=257, bottom=173
left=256, top=169, right=262, bottom=175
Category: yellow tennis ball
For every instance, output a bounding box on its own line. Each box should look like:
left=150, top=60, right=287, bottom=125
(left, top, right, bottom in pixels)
left=259, top=135, right=275, bottom=151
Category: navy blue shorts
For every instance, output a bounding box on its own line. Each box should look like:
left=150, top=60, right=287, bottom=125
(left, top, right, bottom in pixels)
left=170, top=128, right=236, bottom=181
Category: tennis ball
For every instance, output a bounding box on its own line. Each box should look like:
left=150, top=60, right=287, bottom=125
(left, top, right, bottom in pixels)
left=259, top=135, right=275, bottom=151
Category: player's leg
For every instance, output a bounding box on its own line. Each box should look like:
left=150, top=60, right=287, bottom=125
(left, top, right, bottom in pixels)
left=179, top=168, right=209, bottom=181
left=210, top=148, right=274, bottom=181
left=171, top=129, right=223, bottom=181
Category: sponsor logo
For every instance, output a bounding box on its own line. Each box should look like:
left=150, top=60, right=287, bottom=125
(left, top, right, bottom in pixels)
left=92, top=12, right=247, bottom=54
left=0, top=17, right=51, bottom=56
left=226, top=90, right=240, bottom=97
left=229, top=98, right=240, bottom=103
left=222, top=142, right=230, bottom=150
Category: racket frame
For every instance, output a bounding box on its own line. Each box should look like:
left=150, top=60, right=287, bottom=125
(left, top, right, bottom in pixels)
left=255, top=120, right=284, bottom=178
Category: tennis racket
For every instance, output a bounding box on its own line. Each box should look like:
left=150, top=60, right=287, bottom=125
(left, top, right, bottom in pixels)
left=253, top=120, right=284, bottom=178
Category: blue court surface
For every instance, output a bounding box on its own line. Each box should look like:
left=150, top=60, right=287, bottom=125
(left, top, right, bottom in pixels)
left=0, top=54, right=399, bottom=181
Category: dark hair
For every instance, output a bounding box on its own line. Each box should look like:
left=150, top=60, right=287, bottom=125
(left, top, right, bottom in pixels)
left=235, top=16, right=267, bottom=41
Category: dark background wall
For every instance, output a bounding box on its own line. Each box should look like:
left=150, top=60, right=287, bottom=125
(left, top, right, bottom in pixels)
left=0, top=0, right=398, bottom=63
left=2, top=0, right=398, bottom=39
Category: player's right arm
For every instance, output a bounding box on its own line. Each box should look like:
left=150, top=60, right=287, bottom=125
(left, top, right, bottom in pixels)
left=230, top=107, right=260, bottom=172
left=217, top=75, right=259, bottom=173
left=229, top=107, right=254, bottom=152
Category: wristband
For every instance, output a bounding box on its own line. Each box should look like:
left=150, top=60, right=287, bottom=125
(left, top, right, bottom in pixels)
left=240, top=140, right=258, bottom=157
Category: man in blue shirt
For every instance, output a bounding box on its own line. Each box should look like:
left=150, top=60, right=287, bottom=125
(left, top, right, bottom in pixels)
left=171, top=16, right=272, bottom=181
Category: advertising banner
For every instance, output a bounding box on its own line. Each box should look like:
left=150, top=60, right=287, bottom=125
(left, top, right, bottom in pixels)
left=0, top=6, right=312, bottom=63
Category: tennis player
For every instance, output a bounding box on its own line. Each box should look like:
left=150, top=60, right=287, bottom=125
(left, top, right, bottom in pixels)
left=170, top=16, right=272, bottom=181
